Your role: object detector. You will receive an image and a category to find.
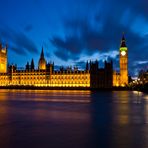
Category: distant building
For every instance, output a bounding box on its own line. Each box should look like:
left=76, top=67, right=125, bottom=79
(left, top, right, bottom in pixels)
left=0, top=34, right=129, bottom=88
left=138, top=70, right=148, bottom=84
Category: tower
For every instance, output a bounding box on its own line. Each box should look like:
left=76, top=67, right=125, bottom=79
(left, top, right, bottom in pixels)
left=0, top=43, right=7, bottom=73
left=119, top=33, right=128, bottom=86
left=31, top=58, right=35, bottom=70
left=38, top=47, right=46, bottom=70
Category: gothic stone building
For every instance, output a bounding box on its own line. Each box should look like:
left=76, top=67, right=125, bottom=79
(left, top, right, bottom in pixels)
left=113, top=34, right=128, bottom=87
left=0, top=34, right=128, bottom=88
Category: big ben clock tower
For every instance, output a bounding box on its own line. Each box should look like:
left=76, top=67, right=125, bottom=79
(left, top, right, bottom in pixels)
left=119, top=33, right=128, bottom=86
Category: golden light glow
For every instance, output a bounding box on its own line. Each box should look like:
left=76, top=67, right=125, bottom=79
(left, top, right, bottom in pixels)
left=0, top=47, right=7, bottom=73
left=0, top=89, right=91, bottom=103
left=121, top=51, right=126, bottom=56
left=1, top=49, right=6, bottom=53
left=0, top=36, right=129, bottom=88
left=0, top=69, right=90, bottom=88
left=113, top=36, right=128, bottom=87
left=0, top=64, right=4, bottom=70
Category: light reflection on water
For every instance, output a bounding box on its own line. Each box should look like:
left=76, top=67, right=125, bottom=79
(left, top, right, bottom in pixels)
left=0, top=89, right=91, bottom=103
left=0, top=90, right=148, bottom=148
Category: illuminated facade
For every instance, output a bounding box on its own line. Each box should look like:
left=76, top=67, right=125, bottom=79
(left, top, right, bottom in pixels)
left=38, top=47, right=46, bottom=70
left=0, top=34, right=129, bottom=88
left=113, top=34, right=128, bottom=87
left=0, top=43, right=7, bottom=73
left=0, top=47, right=90, bottom=88
left=1, top=66, right=90, bottom=87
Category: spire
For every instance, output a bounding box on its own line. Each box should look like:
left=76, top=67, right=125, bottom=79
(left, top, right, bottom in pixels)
left=120, top=32, right=126, bottom=47
left=0, top=42, right=2, bottom=49
left=86, top=61, right=89, bottom=71
left=38, top=46, right=46, bottom=70
left=26, top=61, right=29, bottom=70
left=31, top=58, right=35, bottom=70
left=6, top=43, right=8, bottom=50
left=41, top=46, right=44, bottom=58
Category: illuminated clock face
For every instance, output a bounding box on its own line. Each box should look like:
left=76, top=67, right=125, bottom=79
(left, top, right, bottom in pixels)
left=121, top=51, right=126, bottom=56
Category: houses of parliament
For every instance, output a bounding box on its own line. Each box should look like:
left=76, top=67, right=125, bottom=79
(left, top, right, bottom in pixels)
left=0, top=34, right=128, bottom=88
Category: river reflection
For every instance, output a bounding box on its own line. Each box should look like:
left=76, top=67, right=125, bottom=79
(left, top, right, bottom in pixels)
left=0, top=90, right=147, bottom=148
left=0, top=89, right=91, bottom=103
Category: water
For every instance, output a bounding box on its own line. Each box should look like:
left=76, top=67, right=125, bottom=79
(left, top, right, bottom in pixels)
left=0, top=90, right=148, bottom=148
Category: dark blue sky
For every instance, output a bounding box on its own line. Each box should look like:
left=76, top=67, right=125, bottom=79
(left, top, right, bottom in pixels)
left=0, top=0, right=148, bottom=76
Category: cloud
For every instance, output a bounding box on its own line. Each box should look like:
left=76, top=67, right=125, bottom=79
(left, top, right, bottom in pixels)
left=50, top=0, right=148, bottom=76
left=51, top=35, right=84, bottom=61
left=130, top=60, right=148, bottom=76
left=24, top=24, right=33, bottom=32
left=1, top=0, right=147, bottom=76
left=0, top=25, right=38, bottom=55
left=74, top=61, right=87, bottom=70
left=134, top=60, right=148, bottom=65
left=51, top=17, right=117, bottom=61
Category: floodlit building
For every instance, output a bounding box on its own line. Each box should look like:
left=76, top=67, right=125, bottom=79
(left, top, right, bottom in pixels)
left=0, top=43, right=7, bottom=73
left=0, top=34, right=129, bottom=88
left=113, top=34, right=129, bottom=87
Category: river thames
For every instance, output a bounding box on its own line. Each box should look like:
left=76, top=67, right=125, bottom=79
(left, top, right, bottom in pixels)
left=0, top=90, right=148, bottom=148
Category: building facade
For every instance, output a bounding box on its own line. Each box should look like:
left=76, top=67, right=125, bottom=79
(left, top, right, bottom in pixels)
left=0, top=47, right=91, bottom=88
left=89, top=60, right=113, bottom=88
left=113, top=34, right=129, bottom=87
left=0, top=34, right=129, bottom=88
left=0, top=43, right=7, bottom=73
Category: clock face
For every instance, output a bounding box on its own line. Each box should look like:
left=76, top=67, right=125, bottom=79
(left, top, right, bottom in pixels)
left=121, top=51, right=126, bottom=56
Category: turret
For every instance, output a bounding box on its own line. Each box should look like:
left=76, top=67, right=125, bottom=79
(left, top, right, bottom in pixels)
left=26, top=61, right=29, bottom=70
left=38, top=47, right=46, bottom=70
left=31, top=58, right=35, bottom=70
left=86, top=61, right=89, bottom=71
left=120, top=33, right=126, bottom=47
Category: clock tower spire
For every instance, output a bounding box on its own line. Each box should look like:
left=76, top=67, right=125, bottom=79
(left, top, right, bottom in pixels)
left=120, top=33, right=126, bottom=47
left=119, top=33, right=128, bottom=86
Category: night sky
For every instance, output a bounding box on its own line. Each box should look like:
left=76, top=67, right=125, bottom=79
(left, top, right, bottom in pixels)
left=0, top=0, right=148, bottom=76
